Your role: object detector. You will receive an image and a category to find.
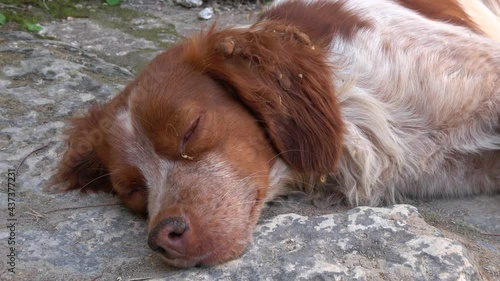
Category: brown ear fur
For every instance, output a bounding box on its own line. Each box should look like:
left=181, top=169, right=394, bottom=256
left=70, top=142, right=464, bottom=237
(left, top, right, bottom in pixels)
left=50, top=104, right=113, bottom=193
left=182, top=22, right=344, bottom=173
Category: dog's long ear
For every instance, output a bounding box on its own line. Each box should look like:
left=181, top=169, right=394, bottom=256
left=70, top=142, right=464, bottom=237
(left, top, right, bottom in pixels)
left=50, top=104, right=113, bottom=193
left=183, top=22, right=344, bottom=173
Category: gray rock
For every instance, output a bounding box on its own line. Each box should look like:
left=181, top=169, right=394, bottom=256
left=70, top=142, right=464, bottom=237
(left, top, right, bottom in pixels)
left=198, top=7, right=214, bottom=20
left=40, top=19, right=157, bottom=57
left=175, top=0, right=203, bottom=8
left=158, top=205, right=480, bottom=280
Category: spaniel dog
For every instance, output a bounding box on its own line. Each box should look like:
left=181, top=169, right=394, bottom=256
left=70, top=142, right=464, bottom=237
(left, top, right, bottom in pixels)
left=52, top=0, right=500, bottom=268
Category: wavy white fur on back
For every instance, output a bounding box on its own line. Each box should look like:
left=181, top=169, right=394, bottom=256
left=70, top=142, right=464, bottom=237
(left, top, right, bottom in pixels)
left=275, top=0, right=500, bottom=206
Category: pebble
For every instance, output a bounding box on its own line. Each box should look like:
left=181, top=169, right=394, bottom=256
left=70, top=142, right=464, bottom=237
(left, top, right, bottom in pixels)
left=175, top=0, right=203, bottom=8
left=198, top=7, right=214, bottom=20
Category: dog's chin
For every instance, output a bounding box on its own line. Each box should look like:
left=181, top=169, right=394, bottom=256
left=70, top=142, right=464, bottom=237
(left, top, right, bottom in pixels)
left=158, top=241, right=250, bottom=268
left=159, top=255, right=200, bottom=268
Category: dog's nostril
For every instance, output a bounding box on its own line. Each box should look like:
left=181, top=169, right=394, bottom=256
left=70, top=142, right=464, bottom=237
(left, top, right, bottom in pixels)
left=148, top=216, right=190, bottom=255
left=168, top=231, right=183, bottom=240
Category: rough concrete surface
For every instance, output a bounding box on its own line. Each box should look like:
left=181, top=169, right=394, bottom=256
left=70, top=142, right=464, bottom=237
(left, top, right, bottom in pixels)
left=160, top=205, right=482, bottom=281
left=0, top=0, right=498, bottom=280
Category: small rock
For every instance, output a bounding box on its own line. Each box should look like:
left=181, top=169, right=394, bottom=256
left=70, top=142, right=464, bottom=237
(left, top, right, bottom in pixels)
left=198, top=7, right=214, bottom=20
left=130, top=18, right=147, bottom=26
left=175, top=0, right=203, bottom=8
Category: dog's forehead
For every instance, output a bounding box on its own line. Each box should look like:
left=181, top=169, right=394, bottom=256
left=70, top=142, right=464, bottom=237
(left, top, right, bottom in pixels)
left=111, top=106, right=179, bottom=158
left=133, top=64, right=208, bottom=100
left=110, top=109, right=158, bottom=171
left=110, top=109, right=214, bottom=180
left=128, top=62, right=232, bottom=122
left=110, top=89, right=240, bottom=162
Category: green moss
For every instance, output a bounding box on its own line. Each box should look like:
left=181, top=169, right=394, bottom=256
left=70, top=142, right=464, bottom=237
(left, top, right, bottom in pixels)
left=1, top=1, right=178, bottom=50
left=90, top=5, right=178, bottom=49
left=0, top=0, right=100, bottom=31
left=105, top=0, right=120, bottom=6
left=2, top=0, right=94, bottom=19
left=1, top=9, right=40, bottom=31
left=0, top=13, right=6, bottom=25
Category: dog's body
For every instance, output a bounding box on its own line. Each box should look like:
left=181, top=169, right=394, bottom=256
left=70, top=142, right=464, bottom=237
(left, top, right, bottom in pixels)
left=269, top=0, right=500, bottom=206
left=53, top=0, right=500, bottom=268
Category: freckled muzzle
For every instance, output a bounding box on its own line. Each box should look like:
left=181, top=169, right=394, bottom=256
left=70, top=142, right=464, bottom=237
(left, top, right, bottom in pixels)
left=146, top=190, right=265, bottom=268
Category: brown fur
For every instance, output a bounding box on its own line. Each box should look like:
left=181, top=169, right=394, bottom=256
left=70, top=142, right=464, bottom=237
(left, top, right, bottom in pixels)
left=260, top=0, right=372, bottom=48
left=53, top=104, right=113, bottom=193
left=395, top=0, right=482, bottom=32
left=181, top=22, right=344, bottom=173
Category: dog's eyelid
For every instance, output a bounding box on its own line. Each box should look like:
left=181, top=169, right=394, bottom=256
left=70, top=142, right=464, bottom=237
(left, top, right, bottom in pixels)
left=127, top=183, right=146, bottom=195
left=183, top=115, right=202, bottom=144
left=180, top=114, right=203, bottom=160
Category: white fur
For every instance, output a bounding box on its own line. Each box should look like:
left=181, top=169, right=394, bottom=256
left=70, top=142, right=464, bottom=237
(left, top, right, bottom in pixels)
left=272, top=0, right=500, bottom=205
left=460, top=0, right=500, bottom=41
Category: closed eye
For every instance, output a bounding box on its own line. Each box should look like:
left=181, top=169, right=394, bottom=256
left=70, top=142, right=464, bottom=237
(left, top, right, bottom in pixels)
left=128, top=186, right=142, bottom=196
left=180, top=114, right=202, bottom=159
left=127, top=180, right=146, bottom=196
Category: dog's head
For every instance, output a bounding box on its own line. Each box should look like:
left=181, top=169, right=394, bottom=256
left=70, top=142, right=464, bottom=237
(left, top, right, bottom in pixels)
left=52, top=22, right=343, bottom=267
